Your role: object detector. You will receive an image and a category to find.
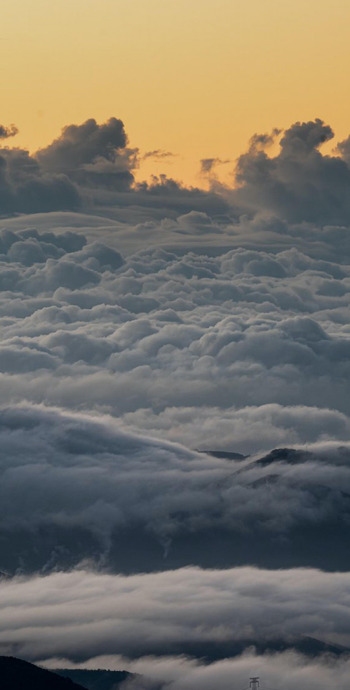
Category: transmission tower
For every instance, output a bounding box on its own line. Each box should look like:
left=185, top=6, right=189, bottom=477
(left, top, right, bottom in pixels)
left=250, top=678, right=260, bottom=690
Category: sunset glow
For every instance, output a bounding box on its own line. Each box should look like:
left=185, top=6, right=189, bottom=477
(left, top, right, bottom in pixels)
left=2, top=0, right=350, bottom=183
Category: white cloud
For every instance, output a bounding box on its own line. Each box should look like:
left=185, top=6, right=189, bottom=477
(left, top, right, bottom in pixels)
left=2, top=566, right=350, bottom=665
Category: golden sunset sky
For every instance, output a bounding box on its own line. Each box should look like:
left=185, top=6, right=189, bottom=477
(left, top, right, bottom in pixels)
left=2, top=0, right=350, bottom=185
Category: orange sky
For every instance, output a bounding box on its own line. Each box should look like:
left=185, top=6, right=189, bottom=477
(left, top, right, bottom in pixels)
left=2, top=0, right=350, bottom=186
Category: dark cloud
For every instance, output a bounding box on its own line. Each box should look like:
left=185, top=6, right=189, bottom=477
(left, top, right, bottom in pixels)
left=0, top=405, right=350, bottom=573
left=36, top=117, right=137, bottom=191
left=142, top=150, right=176, bottom=160
left=0, top=123, right=18, bottom=139
left=200, top=158, right=221, bottom=174
left=37, top=117, right=128, bottom=172
left=335, top=134, right=350, bottom=165
left=125, top=175, right=231, bottom=220
left=0, top=116, right=142, bottom=215
left=200, top=158, right=230, bottom=175
left=0, top=116, right=226, bottom=221
left=4, top=115, right=350, bottom=223
left=31, top=117, right=230, bottom=218
left=248, top=128, right=281, bottom=150
left=232, top=118, right=350, bottom=224
left=0, top=148, right=80, bottom=214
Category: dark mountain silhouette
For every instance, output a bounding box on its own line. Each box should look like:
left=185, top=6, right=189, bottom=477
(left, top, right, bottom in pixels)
left=200, top=450, right=247, bottom=460
left=146, top=635, right=350, bottom=662
left=55, top=669, right=132, bottom=690
left=0, top=641, right=346, bottom=690
left=0, top=657, right=87, bottom=690
left=255, top=447, right=312, bottom=466
left=55, top=637, right=350, bottom=680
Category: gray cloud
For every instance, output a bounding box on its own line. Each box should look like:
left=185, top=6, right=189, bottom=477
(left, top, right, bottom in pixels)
left=143, top=150, right=176, bottom=160
left=0, top=123, right=18, bottom=139
left=0, top=115, right=231, bottom=219
left=35, top=118, right=138, bottom=193
left=200, top=158, right=220, bottom=174
left=0, top=148, right=80, bottom=214
left=0, top=118, right=135, bottom=216
left=1, top=405, right=350, bottom=572
left=0, top=219, right=348, bottom=471
left=0, top=220, right=349, bottom=425
left=231, top=119, right=350, bottom=224
left=37, top=118, right=131, bottom=170
left=200, top=158, right=231, bottom=177
left=4, top=116, right=350, bottom=224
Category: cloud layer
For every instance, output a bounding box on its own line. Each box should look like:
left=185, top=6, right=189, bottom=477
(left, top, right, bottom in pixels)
left=2, top=566, right=350, bottom=665
left=48, top=652, right=350, bottom=690
left=1, top=406, right=350, bottom=573
left=2, top=116, right=350, bottom=683
left=0, top=211, right=349, bottom=457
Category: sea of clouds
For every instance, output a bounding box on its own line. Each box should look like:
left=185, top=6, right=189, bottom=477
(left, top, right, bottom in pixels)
left=1, top=116, right=350, bottom=688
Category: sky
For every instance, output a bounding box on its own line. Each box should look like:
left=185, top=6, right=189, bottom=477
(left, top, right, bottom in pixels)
left=2, top=0, right=350, bottom=184
left=2, top=2, right=350, bottom=690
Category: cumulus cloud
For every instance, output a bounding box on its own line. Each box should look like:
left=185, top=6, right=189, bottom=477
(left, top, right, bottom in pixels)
left=0, top=117, right=135, bottom=216
left=4, top=115, right=350, bottom=223
left=0, top=217, right=348, bottom=483
left=38, top=118, right=128, bottom=166
left=0, top=148, right=80, bottom=214
left=229, top=118, right=350, bottom=224
left=0, top=115, right=232, bottom=219
left=36, top=117, right=137, bottom=192
left=0, top=220, right=349, bottom=431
